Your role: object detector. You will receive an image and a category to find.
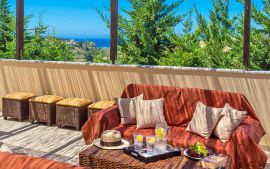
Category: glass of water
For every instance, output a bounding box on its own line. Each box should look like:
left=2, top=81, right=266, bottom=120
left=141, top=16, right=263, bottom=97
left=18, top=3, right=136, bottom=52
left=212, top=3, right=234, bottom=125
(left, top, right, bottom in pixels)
left=155, top=137, right=167, bottom=153
left=146, top=135, right=156, bottom=154
left=133, top=133, right=143, bottom=152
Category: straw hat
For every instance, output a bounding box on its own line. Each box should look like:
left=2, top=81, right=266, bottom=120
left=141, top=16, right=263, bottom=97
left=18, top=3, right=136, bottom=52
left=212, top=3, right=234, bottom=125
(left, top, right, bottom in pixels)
left=93, top=130, right=130, bottom=150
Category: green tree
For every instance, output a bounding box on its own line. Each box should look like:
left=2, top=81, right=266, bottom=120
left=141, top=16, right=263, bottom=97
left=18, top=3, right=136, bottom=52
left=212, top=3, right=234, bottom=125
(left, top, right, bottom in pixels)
left=5, top=15, right=33, bottom=58
left=251, top=0, right=270, bottom=70
left=160, top=0, right=244, bottom=68
left=23, top=15, right=75, bottom=61
left=159, top=11, right=211, bottom=67
left=0, top=0, right=15, bottom=58
left=195, top=0, right=244, bottom=69
left=99, top=0, right=184, bottom=65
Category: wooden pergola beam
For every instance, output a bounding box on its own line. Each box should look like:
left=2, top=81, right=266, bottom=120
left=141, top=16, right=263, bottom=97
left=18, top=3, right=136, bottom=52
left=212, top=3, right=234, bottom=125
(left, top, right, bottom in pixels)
left=243, top=0, right=251, bottom=69
left=16, top=0, right=24, bottom=60
left=110, top=0, right=118, bottom=64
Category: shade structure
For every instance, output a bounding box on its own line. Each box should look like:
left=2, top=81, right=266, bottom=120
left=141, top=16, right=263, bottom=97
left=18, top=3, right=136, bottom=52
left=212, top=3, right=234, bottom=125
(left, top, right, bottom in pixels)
left=16, top=0, right=24, bottom=60
left=243, top=0, right=251, bottom=68
left=110, top=0, right=118, bottom=64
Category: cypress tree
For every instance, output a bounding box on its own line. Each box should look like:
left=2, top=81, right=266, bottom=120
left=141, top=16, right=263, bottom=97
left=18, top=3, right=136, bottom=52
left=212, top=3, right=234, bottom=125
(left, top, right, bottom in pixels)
left=0, top=0, right=15, bottom=56
left=251, top=0, right=270, bottom=70
left=99, top=0, right=184, bottom=65
left=121, top=0, right=185, bottom=65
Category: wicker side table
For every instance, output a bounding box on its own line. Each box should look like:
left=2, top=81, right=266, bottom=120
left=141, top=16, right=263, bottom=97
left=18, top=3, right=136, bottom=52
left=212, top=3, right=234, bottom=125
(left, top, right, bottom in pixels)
left=29, top=95, right=63, bottom=126
left=2, top=92, right=35, bottom=122
left=56, top=98, right=92, bottom=131
left=88, top=101, right=115, bottom=118
left=79, top=146, right=231, bottom=169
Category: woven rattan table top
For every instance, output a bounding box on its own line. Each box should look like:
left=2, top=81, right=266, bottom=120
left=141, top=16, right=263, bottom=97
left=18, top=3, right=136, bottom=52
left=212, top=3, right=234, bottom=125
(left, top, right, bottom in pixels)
left=79, top=145, right=230, bottom=169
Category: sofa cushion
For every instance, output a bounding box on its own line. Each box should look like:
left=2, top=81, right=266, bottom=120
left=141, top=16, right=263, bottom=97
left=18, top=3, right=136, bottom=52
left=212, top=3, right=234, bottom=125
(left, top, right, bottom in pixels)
left=135, top=98, right=167, bottom=129
left=115, top=94, right=143, bottom=125
left=29, top=95, right=63, bottom=104
left=169, top=126, right=229, bottom=155
left=56, top=98, right=92, bottom=107
left=186, top=102, right=223, bottom=139
left=3, top=92, right=35, bottom=100
left=112, top=124, right=229, bottom=156
left=88, top=101, right=115, bottom=110
left=0, top=152, right=85, bottom=169
left=213, top=103, right=247, bottom=142
left=112, top=124, right=155, bottom=140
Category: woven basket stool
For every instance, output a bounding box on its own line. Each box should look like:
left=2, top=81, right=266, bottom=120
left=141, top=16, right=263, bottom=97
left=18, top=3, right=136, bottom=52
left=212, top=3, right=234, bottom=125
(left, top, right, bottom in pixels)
left=2, top=92, right=35, bottom=122
left=56, top=98, right=92, bottom=130
left=29, top=95, right=63, bottom=126
left=88, top=101, right=115, bottom=118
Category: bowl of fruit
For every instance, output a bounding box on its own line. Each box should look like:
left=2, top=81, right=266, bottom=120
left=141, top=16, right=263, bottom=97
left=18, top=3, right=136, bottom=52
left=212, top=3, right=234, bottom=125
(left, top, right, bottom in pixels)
left=184, top=142, right=211, bottom=160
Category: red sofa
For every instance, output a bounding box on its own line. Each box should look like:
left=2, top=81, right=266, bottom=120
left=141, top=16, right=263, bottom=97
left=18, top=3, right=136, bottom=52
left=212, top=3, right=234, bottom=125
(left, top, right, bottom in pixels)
left=82, top=84, right=267, bottom=169
left=0, top=152, right=87, bottom=169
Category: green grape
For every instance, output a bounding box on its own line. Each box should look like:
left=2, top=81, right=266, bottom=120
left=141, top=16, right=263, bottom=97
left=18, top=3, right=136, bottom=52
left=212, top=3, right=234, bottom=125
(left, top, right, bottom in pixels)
left=190, top=142, right=208, bottom=158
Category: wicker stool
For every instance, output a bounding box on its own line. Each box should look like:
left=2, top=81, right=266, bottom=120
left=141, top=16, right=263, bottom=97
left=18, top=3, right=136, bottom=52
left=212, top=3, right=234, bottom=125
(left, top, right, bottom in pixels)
left=88, top=101, right=115, bottom=118
left=2, top=92, right=35, bottom=122
left=56, top=98, right=92, bottom=130
left=29, top=95, right=63, bottom=126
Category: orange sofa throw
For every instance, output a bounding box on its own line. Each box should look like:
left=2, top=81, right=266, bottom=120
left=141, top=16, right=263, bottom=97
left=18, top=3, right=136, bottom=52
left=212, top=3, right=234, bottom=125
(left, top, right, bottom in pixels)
left=82, top=84, right=267, bottom=169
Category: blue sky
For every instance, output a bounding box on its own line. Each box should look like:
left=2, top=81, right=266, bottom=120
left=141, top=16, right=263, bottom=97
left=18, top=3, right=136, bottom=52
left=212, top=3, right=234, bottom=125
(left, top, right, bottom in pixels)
left=9, top=0, right=263, bottom=39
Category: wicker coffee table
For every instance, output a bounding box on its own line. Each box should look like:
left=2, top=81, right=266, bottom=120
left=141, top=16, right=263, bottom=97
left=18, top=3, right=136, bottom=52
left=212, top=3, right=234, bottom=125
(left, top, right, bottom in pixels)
left=79, top=146, right=231, bottom=169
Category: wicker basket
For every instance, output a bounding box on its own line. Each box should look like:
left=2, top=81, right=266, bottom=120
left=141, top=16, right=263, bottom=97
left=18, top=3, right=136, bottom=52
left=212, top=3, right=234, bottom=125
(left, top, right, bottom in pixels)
left=56, top=98, right=92, bottom=131
left=88, top=101, right=115, bottom=118
left=29, top=103, right=55, bottom=126
left=29, top=95, right=63, bottom=126
left=2, top=92, right=35, bottom=122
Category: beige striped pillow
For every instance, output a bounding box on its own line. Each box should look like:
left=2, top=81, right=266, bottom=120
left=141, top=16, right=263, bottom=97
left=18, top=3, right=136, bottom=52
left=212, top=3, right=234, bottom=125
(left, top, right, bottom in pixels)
left=115, top=94, right=144, bottom=125
left=186, top=102, right=223, bottom=139
left=213, top=103, right=247, bottom=142
left=135, top=98, right=167, bottom=129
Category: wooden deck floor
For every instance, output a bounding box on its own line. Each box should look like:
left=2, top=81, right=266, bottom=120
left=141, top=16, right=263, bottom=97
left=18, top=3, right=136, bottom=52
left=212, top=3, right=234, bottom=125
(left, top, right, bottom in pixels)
left=0, top=112, right=90, bottom=165
left=1, top=112, right=270, bottom=168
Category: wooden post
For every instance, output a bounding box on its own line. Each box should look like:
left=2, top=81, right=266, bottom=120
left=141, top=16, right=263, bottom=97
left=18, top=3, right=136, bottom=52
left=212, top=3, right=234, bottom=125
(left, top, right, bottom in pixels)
left=110, top=0, right=118, bottom=64
left=16, top=0, right=24, bottom=60
left=243, top=0, right=251, bottom=69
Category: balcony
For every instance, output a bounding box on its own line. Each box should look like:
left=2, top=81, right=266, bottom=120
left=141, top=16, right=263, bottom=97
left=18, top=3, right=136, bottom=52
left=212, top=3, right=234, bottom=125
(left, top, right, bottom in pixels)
left=0, top=59, right=270, bottom=168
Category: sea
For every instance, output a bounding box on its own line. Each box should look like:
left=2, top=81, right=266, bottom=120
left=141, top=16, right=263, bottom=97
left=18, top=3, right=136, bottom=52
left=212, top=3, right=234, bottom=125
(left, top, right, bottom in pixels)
left=73, top=38, right=110, bottom=48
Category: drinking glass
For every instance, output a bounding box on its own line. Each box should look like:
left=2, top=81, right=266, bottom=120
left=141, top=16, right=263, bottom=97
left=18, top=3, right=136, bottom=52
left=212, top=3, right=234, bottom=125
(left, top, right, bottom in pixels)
left=133, top=133, right=143, bottom=151
left=155, top=123, right=168, bottom=153
left=146, top=135, right=156, bottom=154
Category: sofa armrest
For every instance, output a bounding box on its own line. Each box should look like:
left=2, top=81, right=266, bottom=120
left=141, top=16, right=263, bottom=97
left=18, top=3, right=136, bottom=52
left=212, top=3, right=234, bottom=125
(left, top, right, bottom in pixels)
left=234, top=116, right=265, bottom=144
left=230, top=116, right=267, bottom=169
left=82, top=105, right=120, bottom=145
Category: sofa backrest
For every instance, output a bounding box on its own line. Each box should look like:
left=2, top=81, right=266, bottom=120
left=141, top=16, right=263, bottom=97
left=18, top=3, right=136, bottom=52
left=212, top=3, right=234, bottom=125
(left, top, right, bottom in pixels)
left=121, top=84, right=259, bottom=126
left=179, top=88, right=258, bottom=126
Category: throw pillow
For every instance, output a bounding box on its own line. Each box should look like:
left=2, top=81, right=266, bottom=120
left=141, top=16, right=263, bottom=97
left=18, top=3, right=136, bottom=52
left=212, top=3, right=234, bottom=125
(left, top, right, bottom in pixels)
left=186, top=101, right=223, bottom=139
left=115, top=94, right=144, bottom=125
left=135, top=98, right=167, bottom=129
left=213, top=103, right=247, bottom=142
